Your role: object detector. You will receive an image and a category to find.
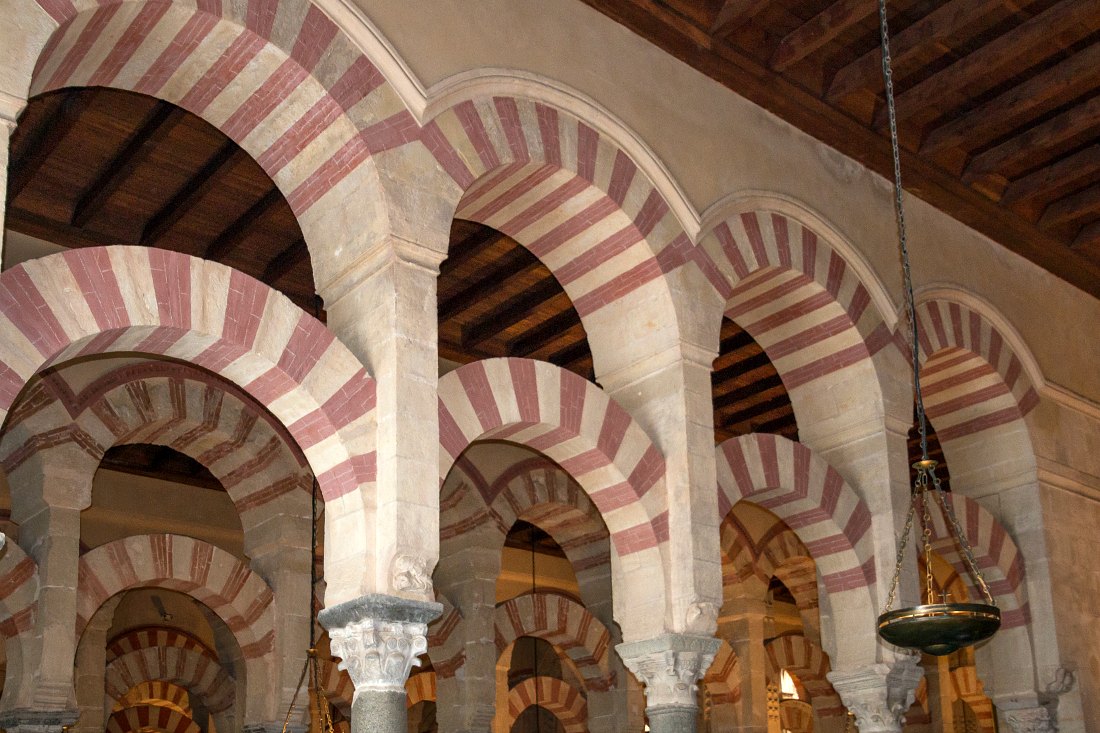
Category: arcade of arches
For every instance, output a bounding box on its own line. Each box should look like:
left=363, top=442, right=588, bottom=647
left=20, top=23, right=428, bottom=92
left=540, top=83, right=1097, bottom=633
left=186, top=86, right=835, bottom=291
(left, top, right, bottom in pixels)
left=0, top=2, right=1096, bottom=733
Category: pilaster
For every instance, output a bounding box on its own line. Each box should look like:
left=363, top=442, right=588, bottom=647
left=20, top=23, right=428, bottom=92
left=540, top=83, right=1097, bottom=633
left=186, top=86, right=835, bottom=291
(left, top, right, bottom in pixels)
left=826, top=657, right=923, bottom=733
left=617, top=634, right=720, bottom=733
left=319, top=594, right=442, bottom=733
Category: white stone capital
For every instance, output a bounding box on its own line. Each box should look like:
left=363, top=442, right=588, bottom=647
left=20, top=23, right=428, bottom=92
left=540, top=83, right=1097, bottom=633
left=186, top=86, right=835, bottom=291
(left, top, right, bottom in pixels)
left=1002, top=706, right=1056, bottom=733
left=826, top=657, right=923, bottom=733
left=616, top=634, right=720, bottom=709
left=319, top=594, right=442, bottom=695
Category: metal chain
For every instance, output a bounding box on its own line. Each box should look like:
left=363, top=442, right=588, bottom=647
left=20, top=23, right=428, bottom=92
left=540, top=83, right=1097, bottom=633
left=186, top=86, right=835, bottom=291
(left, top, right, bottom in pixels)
left=882, top=490, right=917, bottom=613
left=930, top=474, right=997, bottom=606
left=917, top=479, right=936, bottom=603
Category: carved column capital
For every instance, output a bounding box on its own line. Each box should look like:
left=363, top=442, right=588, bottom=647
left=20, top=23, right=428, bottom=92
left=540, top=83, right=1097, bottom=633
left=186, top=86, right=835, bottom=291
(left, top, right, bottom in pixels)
left=319, top=593, right=442, bottom=695
left=1002, top=706, right=1056, bottom=733
left=827, top=657, right=923, bottom=733
left=616, top=634, right=720, bottom=709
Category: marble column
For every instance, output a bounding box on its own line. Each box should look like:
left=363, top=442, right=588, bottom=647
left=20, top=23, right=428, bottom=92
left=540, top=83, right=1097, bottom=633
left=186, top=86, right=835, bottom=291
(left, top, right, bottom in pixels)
left=826, top=657, right=923, bottom=733
left=617, top=634, right=720, bottom=733
left=319, top=594, right=442, bottom=733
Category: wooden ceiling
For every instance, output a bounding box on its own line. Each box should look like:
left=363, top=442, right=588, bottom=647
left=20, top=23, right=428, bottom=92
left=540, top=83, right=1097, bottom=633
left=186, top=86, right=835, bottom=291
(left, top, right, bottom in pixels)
left=578, top=0, right=1100, bottom=299
left=5, top=86, right=949, bottom=492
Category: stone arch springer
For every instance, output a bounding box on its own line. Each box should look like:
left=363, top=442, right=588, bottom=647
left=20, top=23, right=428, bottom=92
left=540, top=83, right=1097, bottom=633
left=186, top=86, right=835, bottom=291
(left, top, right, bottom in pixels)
left=716, top=432, right=876, bottom=666
left=438, top=357, right=668, bottom=640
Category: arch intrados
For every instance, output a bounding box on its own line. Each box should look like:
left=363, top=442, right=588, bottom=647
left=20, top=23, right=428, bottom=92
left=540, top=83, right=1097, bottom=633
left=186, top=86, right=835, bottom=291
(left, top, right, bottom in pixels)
left=505, top=675, right=587, bottom=733
left=114, top=680, right=192, bottom=715
left=105, top=646, right=235, bottom=714
left=106, top=704, right=201, bottom=733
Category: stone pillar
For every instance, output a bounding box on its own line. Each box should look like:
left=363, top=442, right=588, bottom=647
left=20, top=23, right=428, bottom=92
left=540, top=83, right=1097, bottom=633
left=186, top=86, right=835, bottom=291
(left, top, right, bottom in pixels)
left=1001, top=705, right=1056, bottom=733
left=73, top=599, right=118, bottom=733
left=617, top=634, right=720, bottom=733
left=721, top=598, right=769, bottom=733
left=826, top=657, right=923, bottom=733
left=0, top=91, right=25, bottom=265
left=319, top=594, right=442, bottom=733
left=320, top=236, right=446, bottom=602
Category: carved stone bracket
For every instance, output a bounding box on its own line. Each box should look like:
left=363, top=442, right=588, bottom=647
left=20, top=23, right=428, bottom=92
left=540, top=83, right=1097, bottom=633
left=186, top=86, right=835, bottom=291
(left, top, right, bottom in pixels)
left=616, top=634, right=721, bottom=709
left=1002, top=706, right=1057, bottom=733
left=319, top=593, right=442, bottom=695
left=827, top=657, right=923, bottom=733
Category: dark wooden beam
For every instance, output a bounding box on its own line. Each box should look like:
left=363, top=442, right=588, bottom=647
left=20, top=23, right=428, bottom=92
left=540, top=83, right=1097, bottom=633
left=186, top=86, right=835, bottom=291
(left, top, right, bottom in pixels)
left=261, top=238, right=309, bottom=284
left=713, top=372, right=784, bottom=411
left=827, top=0, right=1004, bottom=103
left=141, top=141, right=238, bottom=246
left=770, top=0, right=874, bottom=72
left=718, top=325, right=756, bottom=355
left=507, top=308, right=583, bottom=356
left=70, top=103, right=184, bottom=229
left=1039, top=184, right=1100, bottom=230
left=965, top=95, right=1100, bottom=182
left=710, top=0, right=768, bottom=36
left=920, top=42, right=1100, bottom=156
left=447, top=223, right=506, bottom=261
left=203, top=188, right=282, bottom=262
left=547, top=339, right=593, bottom=371
left=461, top=278, right=563, bottom=348
left=882, top=0, right=1099, bottom=127
left=578, top=0, right=1100, bottom=299
left=1073, top=221, right=1100, bottom=251
left=717, top=393, right=794, bottom=429
left=7, top=91, right=94, bottom=201
left=5, top=207, right=118, bottom=248
left=1000, top=145, right=1100, bottom=211
left=752, top=412, right=798, bottom=437
left=439, top=248, right=537, bottom=321
left=713, top=350, right=773, bottom=383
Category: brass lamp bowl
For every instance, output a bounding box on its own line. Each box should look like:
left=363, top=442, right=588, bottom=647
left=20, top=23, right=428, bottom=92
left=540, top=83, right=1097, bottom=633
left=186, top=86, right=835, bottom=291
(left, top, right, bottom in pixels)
left=877, top=602, right=1000, bottom=656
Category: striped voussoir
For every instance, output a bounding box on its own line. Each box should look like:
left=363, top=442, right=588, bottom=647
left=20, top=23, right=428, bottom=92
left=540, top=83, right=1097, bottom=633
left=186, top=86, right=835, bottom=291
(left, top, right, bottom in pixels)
left=699, top=210, right=889, bottom=389
left=716, top=433, right=875, bottom=595
left=2, top=363, right=311, bottom=521
left=427, top=595, right=465, bottom=679
left=720, top=513, right=819, bottom=613
left=426, top=96, right=686, bottom=318
left=30, top=0, right=414, bottom=219
left=913, top=299, right=1039, bottom=442
left=779, top=700, right=814, bottom=733
left=405, top=670, right=436, bottom=708
left=114, top=680, right=192, bottom=715
left=764, top=633, right=844, bottom=717
left=701, top=639, right=741, bottom=706
left=927, top=493, right=1028, bottom=629
left=489, top=457, right=611, bottom=575
left=107, top=704, right=200, bottom=733
left=0, top=540, right=38, bottom=639
left=105, top=646, right=235, bottom=713
left=506, top=676, right=587, bottom=733
left=951, top=666, right=997, bottom=732
left=107, top=627, right=217, bottom=663
left=494, top=591, right=613, bottom=692
left=317, top=656, right=352, bottom=717
left=438, top=358, right=666, bottom=560
left=0, top=248, right=376, bottom=502
left=77, top=534, right=275, bottom=659
left=439, top=453, right=497, bottom=542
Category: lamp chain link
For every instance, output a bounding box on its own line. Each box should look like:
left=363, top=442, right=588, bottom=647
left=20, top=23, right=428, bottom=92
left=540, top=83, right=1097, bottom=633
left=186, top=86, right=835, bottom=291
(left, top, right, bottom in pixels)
left=930, top=472, right=996, bottom=606
left=882, top=491, right=916, bottom=614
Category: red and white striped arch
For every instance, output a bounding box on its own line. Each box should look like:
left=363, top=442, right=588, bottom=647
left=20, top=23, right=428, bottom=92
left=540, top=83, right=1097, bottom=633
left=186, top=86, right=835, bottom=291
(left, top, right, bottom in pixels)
left=716, top=433, right=876, bottom=665
left=701, top=639, right=741, bottom=706
left=698, top=210, right=890, bottom=392
left=427, top=595, right=465, bottom=680
left=405, top=670, right=436, bottom=708
left=105, top=646, right=235, bottom=714
left=107, top=627, right=217, bottom=662
left=77, top=534, right=275, bottom=660
left=2, top=362, right=311, bottom=525
left=506, top=676, right=587, bottom=733
left=114, top=681, right=192, bottom=716
left=494, top=591, right=613, bottom=692
left=764, top=633, right=844, bottom=718
left=27, top=0, right=412, bottom=235
left=0, top=248, right=374, bottom=506
left=317, top=655, right=352, bottom=718
left=719, top=510, right=819, bottom=618
left=928, top=493, right=1029, bottom=629
left=424, top=96, right=688, bottom=321
left=438, top=359, right=666, bottom=563
left=0, top=540, right=38, bottom=640
left=106, top=705, right=200, bottom=733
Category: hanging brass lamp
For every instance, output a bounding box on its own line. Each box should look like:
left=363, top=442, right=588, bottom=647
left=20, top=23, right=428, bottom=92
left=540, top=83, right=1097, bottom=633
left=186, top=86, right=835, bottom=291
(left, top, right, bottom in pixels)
left=874, top=0, right=999, bottom=657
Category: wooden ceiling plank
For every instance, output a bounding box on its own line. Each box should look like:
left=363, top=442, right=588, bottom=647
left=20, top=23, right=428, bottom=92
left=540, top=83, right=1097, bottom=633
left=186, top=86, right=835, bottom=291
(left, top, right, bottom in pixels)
left=965, top=94, right=1100, bottom=181
left=70, top=103, right=185, bottom=229
left=1073, top=220, right=1100, bottom=251
left=752, top=413, right=799, bottom=436
left=507, top=308, right=582, bottom=355
left=884, top=0, right=1100, bottom=126
left=547, top=339, right=592, bottom=370
left=717, top=392, right=793, bottom=429
left=6, top=207, right=119, bottom=248
left=827, top=0, right=1014, bottom=103
left=718, top=325, right=756, bottom=355
left=261, top=237, right=309, bottom=284
left=710, top=0, right=770, bottom=36
left=1001, top=144, right=1100, bottom=209
left=1039, top=183, right=1100, bottom=230
left=439, top=249, right=536, bottom=321
left=141, top=141, right=238, bottom=246
left=203, top=188, right=282, bottom=262
left=7, top=91, right=96, bottom=201
left=462, top=278, right=563, bottom=348
left=921, top=42, right=1100, bottom=155
left=770, top=0, right=877, bottom=72
left=713, top=350, right=773, bottom=383
left=713, top=372, right=784, bottom=410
